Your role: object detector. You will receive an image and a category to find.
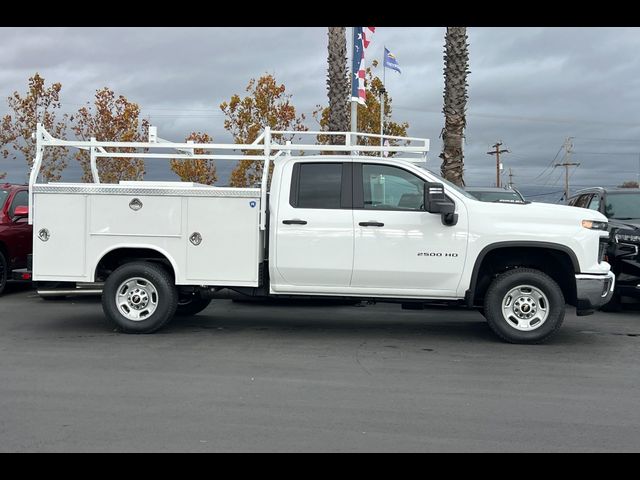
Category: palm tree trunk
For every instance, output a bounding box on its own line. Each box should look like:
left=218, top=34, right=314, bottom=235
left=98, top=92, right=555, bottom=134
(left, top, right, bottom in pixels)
left=327, top=27, right=349, bottom=145
left=440, top=27, right=469, bottom=186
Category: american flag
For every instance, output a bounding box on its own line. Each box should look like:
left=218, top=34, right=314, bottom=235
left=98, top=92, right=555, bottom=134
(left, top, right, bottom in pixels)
left=351, top=26, right=375, bottom=106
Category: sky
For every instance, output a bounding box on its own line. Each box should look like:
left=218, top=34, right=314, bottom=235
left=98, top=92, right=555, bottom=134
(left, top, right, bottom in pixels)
left=2, top=26, right=640, bottom=201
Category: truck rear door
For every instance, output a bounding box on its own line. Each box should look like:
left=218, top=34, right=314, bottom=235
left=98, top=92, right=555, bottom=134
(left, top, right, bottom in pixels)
left=273, top=161, right=354, bottom=288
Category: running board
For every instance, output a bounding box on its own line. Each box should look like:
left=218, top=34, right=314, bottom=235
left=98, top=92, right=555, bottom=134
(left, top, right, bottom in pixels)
left=38, top=282, right=104, bottom=297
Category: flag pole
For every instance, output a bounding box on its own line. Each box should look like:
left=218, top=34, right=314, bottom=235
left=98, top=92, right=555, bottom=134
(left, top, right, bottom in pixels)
left=350, top=27, right=358, bottom=154
left=380, top=46, right=386, bottom=157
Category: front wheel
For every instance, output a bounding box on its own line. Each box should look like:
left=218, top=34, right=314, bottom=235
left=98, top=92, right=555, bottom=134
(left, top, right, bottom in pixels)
left=483, top=268, right=565, bottom=344
left=102, top=262, right=177, bottom=333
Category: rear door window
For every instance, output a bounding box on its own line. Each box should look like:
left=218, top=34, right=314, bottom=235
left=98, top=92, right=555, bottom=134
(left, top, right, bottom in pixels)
left=290, top=163, right=345, bottom=209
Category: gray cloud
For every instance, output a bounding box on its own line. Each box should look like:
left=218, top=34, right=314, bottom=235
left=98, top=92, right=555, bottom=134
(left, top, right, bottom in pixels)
left=2, top=26, right=640, bottom=194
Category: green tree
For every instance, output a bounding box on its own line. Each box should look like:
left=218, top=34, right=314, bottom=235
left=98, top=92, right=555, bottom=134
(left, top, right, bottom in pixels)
left=0, top=73, right=69, bottom=182
left=440, top=27, right=470, bottom=186
left=170, top=131, right=217, bottom=184
left=220, top=74, right=307, bottom=187
left=72, top=88, right=149, bottom=184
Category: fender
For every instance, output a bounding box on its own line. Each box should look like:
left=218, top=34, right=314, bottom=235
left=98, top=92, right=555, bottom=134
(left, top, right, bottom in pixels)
left=465, top=241, right=580, bottom=306
left=93, top=243, right=180, bottom=282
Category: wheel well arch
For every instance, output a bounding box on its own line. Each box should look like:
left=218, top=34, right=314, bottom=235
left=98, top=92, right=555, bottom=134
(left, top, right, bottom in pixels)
left=94, top=246, right=178, bottom=281
left=468, top=242, right=579, bottom=307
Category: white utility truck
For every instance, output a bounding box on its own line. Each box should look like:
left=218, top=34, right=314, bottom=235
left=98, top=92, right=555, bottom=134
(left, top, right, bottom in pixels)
left=27, top=124, right=614, bottom=343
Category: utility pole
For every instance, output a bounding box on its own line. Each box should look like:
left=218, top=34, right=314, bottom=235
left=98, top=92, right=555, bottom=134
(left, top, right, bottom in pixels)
left=508, top=168, right=514, bottom=189
left=555, top=137, right=579, bottom=204
left=487, top=142, right=509, bottom=187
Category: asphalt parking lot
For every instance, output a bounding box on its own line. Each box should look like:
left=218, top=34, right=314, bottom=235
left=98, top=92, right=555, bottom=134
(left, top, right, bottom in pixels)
left=1, top=282, right=639, bottom=452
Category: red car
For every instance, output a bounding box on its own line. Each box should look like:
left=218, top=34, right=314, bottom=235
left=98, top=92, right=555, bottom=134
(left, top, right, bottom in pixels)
left=0, top=184, right=31, bottom=295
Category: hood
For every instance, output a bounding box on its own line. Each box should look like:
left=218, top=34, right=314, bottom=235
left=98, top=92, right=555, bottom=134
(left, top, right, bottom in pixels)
left=468, top=198, right=608, bottom=223
left=608, top=218, right=640, bottom=232
left=464, top=199, right=613, bottom=237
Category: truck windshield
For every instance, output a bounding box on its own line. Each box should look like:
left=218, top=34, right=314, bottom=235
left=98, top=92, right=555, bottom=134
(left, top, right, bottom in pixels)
left=605, top=193, right=640, bottom=220
left=0, top=190, right=8, bottom=209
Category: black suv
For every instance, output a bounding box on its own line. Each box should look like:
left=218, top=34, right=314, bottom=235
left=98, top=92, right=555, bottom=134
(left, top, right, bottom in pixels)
left=568, top=187, right=640, bottom=308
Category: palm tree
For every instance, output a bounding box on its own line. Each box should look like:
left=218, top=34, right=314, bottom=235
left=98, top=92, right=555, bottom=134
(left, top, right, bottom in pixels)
left=326, top=27, right=349, bottom=145
left=440, top=27, right=469, bottom=186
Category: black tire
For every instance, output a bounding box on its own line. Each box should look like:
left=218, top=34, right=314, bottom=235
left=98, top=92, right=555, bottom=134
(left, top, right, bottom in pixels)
left=102, top=262, right=177, bottom=334
left=176, top=293, right=211, bottom=316
left=0, top=251, right=7, bottom=295
left=484, top=268, right=565, bottom=344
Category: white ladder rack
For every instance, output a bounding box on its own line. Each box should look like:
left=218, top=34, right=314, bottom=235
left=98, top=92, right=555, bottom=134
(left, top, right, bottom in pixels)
left=29, top=123, right=430, bottom=229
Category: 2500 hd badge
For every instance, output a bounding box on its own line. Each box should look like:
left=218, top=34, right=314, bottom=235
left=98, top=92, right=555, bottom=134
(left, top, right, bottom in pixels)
left=417, top=252, right=459, bottom=257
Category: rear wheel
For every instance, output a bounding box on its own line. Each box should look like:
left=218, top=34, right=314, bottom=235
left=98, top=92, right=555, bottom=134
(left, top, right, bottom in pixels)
left=0, top=251, right=7, bottom=295
left=484, top=268, right=565, bottom=344
left=102, top=262, right=177, bottom=333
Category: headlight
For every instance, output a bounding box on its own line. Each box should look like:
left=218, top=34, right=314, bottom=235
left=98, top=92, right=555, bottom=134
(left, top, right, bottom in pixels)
left=615, top=233, right=640, bottom=244
left=582, top=219, right=608, bottom=230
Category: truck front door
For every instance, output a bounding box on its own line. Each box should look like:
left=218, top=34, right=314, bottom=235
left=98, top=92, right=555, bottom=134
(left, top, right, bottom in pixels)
left=273, top=161, right=354, bottom=290
left=351, top=163, right=468, bottom=297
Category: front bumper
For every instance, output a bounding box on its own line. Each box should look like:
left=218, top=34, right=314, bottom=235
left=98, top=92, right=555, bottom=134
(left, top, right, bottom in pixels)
left=575, top=271, right=616, bottom=315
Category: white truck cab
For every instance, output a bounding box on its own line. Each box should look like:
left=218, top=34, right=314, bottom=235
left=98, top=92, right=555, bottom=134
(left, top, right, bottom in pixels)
left=27, top=125, right=614, bottom=344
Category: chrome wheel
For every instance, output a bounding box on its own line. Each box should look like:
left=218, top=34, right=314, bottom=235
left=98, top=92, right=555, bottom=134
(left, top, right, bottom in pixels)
left=115, top=277, right=159, bottom=321
left=502, top=284, right=549, bottom=332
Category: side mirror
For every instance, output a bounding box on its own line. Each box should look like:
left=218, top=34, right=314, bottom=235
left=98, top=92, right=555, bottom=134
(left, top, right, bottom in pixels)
left=424, top=182, right=458, bottom=226
left=13, top=205, right=29, bottom=220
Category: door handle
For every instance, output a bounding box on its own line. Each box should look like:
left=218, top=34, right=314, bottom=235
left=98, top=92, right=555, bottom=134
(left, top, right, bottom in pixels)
left=359, top=221, right=384, bottom=227
left=282, top=219, right=308, bottom=225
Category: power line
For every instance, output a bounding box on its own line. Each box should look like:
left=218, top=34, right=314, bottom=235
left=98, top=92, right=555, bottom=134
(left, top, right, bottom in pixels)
left=573, top=136, right=640, bottom=144
left=532, top=143, right=565, bottom=182
left=393, top=105, right=640, bottom=128
left=572, top=151, right=640, bottom=156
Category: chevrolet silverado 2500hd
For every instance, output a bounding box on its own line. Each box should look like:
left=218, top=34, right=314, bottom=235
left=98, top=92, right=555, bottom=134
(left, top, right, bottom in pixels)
left=26, top=125, right=614, bottom=343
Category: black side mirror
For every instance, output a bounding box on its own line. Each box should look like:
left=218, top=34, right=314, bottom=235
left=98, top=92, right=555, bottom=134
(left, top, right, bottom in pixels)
left=424, top=182, right=458, bottom=226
